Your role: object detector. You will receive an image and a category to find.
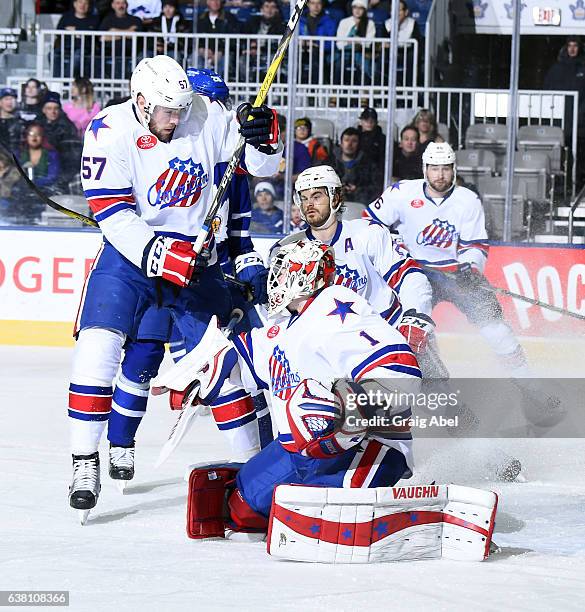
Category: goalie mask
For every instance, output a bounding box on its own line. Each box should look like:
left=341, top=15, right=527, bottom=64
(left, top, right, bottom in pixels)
left=422, top=142, right=457, bottom=192
left=131, top=55, right=193, bottom=131
left=267, top=241, right=336, bottom=316
left=293, top=165, right=343, bottom=230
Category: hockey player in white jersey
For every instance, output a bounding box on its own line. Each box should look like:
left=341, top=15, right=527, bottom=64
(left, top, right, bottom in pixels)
left=365, top=142, right=530, bottom=376
left=271, top=165, right=437, bottom=366
left=153, top=240, right=422, bottom=537
left=68, top=56, right=282, bottom=517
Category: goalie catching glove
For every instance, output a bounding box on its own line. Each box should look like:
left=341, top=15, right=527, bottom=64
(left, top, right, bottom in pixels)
left=398, top=309, right=436, bottom=354
left=142, top=236, right=211, bottom=287
left=237, top=103, right=279, bottom=152
left=234, top=251, right=268, bottom=305
left=286, top=379, right=367, bottom=459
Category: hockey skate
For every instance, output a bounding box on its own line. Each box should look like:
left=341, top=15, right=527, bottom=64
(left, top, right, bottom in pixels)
left=69, top=452, right=101, bottom=525
left=109, top=443, right=135, bottom=493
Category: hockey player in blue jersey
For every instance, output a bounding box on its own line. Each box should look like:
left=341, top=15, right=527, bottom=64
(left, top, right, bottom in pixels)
left=68, top=56, right=281, bottom=518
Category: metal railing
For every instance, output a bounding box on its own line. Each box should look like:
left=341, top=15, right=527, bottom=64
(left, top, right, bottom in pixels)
left=36, top=29, right=419, bottom=100
left=568, top=183, right=585, bottom=243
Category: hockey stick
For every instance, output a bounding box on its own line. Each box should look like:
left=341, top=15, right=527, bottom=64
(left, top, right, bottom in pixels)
left=1, top=142, right=252, bottom=292
left=191, top=0, right=308, bottom=256
left=0, top=140, right=100, bottom=227
left=154, top=308, right=244, bottom=468
left=423, top=264, right=585, bottom=322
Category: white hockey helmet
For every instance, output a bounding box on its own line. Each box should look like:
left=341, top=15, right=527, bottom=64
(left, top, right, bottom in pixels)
left=267, top=240, right=336, bottom=316
left=293, top=165, right=343, bottom=230
left=131, top=55, right=193, bottom=130
left=422, top=141, right=457, bottom=190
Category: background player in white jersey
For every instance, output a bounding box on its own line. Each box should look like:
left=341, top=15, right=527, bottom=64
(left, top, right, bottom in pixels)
left=153, top=241, right=422, bottom=537
left=365, top=142, right=530, bottom=377
left=271, top=165, right=437, bottom=367
left=68, top=55, right=282, bottom=516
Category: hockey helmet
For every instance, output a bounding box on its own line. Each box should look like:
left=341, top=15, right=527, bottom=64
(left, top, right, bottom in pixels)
left=267, top=241, right=336, bottom=316
left=293, top=165, right=343, bottom=230
left=422, top=142, right=457, bottom=190
left=186, top=67, right=231, bottom=107
left=131, top=55, right=193, bottom=130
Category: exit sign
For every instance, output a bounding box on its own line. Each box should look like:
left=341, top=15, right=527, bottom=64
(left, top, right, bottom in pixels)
left=532, top=7, right=561, bottom=25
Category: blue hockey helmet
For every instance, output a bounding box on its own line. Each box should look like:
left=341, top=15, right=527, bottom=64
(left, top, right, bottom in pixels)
left=186, top=68, right=231, bottom=106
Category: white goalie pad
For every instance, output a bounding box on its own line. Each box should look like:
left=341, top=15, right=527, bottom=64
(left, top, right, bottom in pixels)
left=151, top=315, right=233, bottom=396
left=267, top=484, right=497, bottom=563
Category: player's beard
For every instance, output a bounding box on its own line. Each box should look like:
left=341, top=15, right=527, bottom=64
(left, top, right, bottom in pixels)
left=149, top=123, right=176, bottom=143
left=427, top=177, right=451, bottom=194
left=305, top=206, right=330, bottom=228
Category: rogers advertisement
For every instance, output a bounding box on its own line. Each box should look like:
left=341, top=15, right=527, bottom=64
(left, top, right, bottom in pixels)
left=0, top=229, right=583, bottom=337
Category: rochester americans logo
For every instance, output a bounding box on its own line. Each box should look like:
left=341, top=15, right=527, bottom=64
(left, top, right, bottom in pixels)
left=270, top=345, right=300, bottom=400
left=147, top=157, right=209, bottom=209
left=416, top=218, right=458, bottom=248
left=334, top=263, right=367, bottom=292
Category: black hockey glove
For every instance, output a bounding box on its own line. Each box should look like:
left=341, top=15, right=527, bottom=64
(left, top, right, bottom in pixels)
left=237, top=103, right=279, bottom=152
left=188, top=247, right=211, bottom=286
left=454, top=262, right=485, bottom=291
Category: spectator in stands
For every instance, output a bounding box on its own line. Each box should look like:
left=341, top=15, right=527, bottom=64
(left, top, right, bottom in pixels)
left=18, top=79, right=47, bottom=123
left=19, top=123, right=61, bottom=191
left=332, top=126, right=382, bottom=204
left=0, top=87, right=25, bottom=154
left=40, top=92, right=82, bottom=183
left=243, top=0, right=284, bottom=35
left=270, top=114, right=312, bottom=199
left=299, top=0, right=337, bottom=85
left=336, top=0, right=376, bottom=84
left=412, top=108, right=443, bottom=152
left=294, top=117, right=330, bottom=163
left=242, top=0, right=285, bottom=78
left=100, top=0, right=144, bottom=78
left=543, top=36, right=585, bottom=184
left=251, top=181, right=283, bottom=234
left=150, top=0, right=190, bottom=57
left=383, top=0, right=422, bottom=87
left=53, top=0, right=100, bottom=77
left=0, top=151, right=21, bottom=216
left=392, top=124, right=423, bottom=180
left=290, top=203, right=306, bottom=233
left=127, top=0, right=162, bottom=28
left=62, top=77, right=101, bottom=136
left=197, top=0, right=240, bottom=72
left=357, top=106, right=385, bottom=167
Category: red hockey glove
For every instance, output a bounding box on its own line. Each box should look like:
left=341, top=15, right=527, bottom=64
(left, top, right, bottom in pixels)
left=398, top=309, right=436, bottom=354
left=142, top=237, right=211, bottom=288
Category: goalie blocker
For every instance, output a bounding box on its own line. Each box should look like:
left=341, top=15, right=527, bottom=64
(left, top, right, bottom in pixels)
left=186, top=464, right=497, bottom=563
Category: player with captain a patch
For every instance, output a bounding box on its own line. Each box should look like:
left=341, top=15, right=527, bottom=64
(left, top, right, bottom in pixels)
left=153, top=240, right=422, bottom=538
left=365, top=142, right=530, bottom=378
left=271, top=165, right=437, bottom=369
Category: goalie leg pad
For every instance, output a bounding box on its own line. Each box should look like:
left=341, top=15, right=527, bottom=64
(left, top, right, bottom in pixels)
left=267, top=484, right=497, bottom=563
left=186, top=466, right=240, bottom=539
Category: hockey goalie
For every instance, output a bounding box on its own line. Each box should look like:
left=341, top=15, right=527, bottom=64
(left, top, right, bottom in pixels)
left=154, top=240, right=497, bottom=563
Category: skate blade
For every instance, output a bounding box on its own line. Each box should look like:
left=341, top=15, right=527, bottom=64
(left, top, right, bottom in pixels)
left=78, top=509, right=91, bottom=525
left=115, top=480, right=129, bottom=494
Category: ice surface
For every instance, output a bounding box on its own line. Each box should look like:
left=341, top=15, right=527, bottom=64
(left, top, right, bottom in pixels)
left=1, top=342, right=584, bottom=612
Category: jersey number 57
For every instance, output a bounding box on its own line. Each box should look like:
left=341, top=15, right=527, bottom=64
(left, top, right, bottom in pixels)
left=82, top=156, right=107, bottom=180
